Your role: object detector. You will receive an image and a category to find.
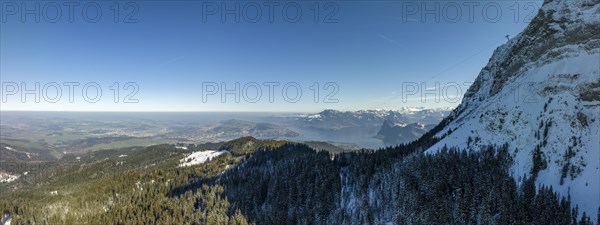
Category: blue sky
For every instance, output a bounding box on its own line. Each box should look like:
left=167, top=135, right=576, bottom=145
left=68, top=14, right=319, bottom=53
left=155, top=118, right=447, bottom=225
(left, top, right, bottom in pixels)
left=0, top=0, right=542, bottom=112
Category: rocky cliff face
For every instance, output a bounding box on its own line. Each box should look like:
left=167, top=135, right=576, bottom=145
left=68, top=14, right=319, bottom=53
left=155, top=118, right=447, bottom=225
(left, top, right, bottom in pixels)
left=426, top=0, right=599, bottom=218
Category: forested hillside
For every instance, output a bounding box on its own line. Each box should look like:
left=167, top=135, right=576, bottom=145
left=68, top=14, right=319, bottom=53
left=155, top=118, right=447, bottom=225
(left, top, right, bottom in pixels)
left=1, top=138, right=597, bottom=224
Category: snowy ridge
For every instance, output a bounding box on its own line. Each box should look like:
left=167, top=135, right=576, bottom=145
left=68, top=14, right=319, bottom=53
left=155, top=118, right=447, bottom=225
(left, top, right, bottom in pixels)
left=295, top=107, right=453, bottom=119
left=426, top=0, right=599, bottom=219
left=3, top=146, right=32, bottom=159
left=179, top=150, right=228, bottom=167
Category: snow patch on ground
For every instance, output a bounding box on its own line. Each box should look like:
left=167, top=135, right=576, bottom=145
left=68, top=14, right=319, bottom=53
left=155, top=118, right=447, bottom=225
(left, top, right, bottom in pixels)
left=1, top=213, right=10, bottom=225
left=0, top=173, right=19, bottom=183
left=3, top=146, right=30, bottom=158
left=179, top=150, right=228, bottom=167
left=3, top=146, right=33, bottom=159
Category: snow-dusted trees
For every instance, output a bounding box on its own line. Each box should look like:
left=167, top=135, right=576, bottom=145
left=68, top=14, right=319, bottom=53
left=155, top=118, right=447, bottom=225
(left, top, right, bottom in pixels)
left=1, top=142, right=595, bottom=224
left=217, top=144, right=593, bottom=224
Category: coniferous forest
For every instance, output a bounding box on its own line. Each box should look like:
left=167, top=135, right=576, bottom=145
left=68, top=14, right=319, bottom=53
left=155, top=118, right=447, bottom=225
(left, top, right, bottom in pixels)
left=1, top=137, right=597, bottom=224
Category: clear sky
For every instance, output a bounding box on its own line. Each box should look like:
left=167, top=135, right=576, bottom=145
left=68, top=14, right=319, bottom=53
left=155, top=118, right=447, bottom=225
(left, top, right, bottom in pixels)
left=0, top=0, right=542, bottom=112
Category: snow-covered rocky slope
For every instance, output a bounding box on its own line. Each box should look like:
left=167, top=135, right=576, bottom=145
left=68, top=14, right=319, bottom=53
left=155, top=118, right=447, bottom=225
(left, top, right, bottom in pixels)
left=426, top=0, right=599, bottom=218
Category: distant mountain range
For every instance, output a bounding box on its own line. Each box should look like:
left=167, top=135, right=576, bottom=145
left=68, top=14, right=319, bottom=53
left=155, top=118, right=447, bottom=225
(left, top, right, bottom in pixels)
left=278, top=108, right=452, bottom=147
left=288, top=107, right=452, bottom=131
left=0, top=109, right=450, bottom=155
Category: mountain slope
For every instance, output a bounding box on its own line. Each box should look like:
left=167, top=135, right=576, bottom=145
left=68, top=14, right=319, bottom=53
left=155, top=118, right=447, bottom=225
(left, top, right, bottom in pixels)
left=289, top=108, right=451, bottom=131
left=375, top=120, right=435, bottom=146
left=425, top=0, right=600, bottom=218
left=209, top=119, right=299, bottom=138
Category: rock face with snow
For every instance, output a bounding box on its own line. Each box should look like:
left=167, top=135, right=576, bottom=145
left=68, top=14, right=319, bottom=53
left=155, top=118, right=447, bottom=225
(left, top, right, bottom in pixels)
left=426, top=0, right=599, bottom=218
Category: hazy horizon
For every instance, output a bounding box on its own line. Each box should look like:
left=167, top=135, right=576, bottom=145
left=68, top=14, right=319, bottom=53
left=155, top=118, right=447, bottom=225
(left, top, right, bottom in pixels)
left=1, top=1, right=541, bottom=112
